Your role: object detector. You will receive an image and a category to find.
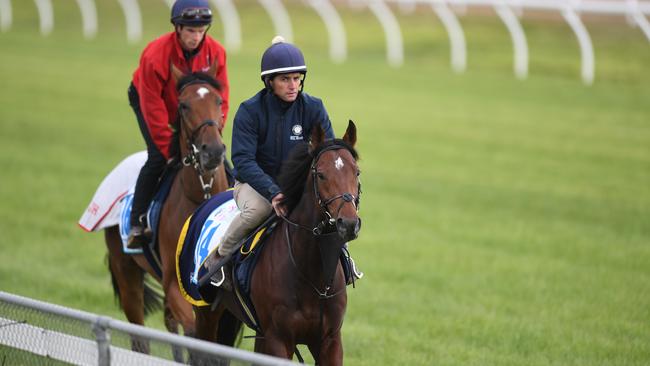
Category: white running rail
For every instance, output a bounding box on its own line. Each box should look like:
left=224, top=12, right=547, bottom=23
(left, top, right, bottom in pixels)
left=1, top=0, right=649, bottom=83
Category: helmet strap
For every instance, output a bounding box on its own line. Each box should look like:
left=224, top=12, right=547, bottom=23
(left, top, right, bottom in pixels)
left=300, top=72, right=307, bottom=93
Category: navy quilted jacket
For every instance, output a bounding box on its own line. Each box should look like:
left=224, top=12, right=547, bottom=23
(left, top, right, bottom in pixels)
left=231, top=89, right=334, bottom=201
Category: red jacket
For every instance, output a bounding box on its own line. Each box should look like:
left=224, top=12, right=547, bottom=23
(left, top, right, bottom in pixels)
left=132, top=32, right=229, bottom=159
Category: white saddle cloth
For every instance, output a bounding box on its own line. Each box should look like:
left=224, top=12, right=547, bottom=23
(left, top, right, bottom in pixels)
left=78, top=151, right=147, bottom=232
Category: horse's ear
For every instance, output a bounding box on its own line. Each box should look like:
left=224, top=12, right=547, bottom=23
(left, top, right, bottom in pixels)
left=309, top=123, right=326, bottom=153
left=342, top=120, right=357, bottom=148
left=170, top=62, right=185, bottom=84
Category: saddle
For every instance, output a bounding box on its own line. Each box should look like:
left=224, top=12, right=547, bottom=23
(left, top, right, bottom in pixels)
left=176, top=191, right=277, bottom=331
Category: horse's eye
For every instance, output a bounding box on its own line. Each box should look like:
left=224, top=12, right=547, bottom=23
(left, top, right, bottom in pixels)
left=179, top=102, right=189, bottom=111
left=317, top=172, right=325, bottom=180
left=356, top=170, right=361, bottom=177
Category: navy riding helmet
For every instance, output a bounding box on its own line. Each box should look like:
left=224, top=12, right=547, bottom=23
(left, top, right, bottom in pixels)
left=260, top=36, right=307, bottom=86
left=171, top=0, right=212, bottom=26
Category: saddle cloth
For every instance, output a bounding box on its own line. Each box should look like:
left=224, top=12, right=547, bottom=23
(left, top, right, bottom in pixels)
left=78, top=151, right=147, bottom=233
left=176, top=190, right=275, bottom=310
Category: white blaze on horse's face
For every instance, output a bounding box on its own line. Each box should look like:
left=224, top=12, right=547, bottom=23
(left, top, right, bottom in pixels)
left=197, top=87, right=210, bottom=99
left=334, top=156, right=344, bottom=170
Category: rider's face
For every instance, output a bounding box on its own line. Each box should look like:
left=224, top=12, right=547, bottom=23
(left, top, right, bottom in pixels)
left=269, top=73, right=303, bottom=102
left=177, top=25, right=208, bottom=51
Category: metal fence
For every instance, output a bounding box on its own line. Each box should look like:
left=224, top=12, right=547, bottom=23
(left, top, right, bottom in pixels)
left=0, top=291, right=297, bottom=366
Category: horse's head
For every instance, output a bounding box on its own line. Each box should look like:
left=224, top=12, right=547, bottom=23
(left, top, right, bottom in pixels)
left=172, top=63, right=226, bottom=172
left=309, top=121, right=361, bottom=241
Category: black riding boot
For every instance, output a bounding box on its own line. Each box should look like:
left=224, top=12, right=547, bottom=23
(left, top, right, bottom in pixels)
left=127, top=158, right=165, bottom=249
left=127, top=83, right=167, bottom=249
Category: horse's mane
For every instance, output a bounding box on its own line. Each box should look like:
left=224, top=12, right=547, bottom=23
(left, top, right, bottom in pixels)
left=277, top=138, right=359, bottom=212
left=176, top=72, right=222, bottom=93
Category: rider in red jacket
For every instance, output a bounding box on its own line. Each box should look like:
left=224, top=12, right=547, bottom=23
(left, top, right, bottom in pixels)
left=128, top=0, right=229, bottom=248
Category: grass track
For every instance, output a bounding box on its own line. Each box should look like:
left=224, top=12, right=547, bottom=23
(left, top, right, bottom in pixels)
left=1, top=1, right=649, bottom=365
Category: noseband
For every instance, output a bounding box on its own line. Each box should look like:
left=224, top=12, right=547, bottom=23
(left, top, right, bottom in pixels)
left=177, top=82, right=222, bottom=199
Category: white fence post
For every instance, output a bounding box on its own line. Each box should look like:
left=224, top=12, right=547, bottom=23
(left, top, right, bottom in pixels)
left=431, top=0, right=467, bottom=73
left=493, top=0, right=528, bottom=79
left=93, top=317, right=111, bottom=366
left=0, top=0, right=11, bottom=32
left=117, top=0, right=142, bottom=44
left=210, top=0, right=242, bottom=52
left=627, top=0, right=650, bottom=42
left=561, top=3, right=595, bottom=85
left=33, top=0, right=53, bottom=36
left=258, top=0, right=293, bottom=42
left=75, top=0, right=97, bottom=39
left=306, top=0, right=348, bottom=63
left=367, top=0, right=404, bottom=67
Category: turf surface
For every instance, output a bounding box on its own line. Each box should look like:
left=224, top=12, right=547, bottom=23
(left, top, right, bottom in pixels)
left=1, top=1, right=649, bottom=365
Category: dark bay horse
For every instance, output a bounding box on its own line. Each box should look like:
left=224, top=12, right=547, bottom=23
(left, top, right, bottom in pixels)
left=195, top=121, right=361, bottom=364
left=104, top=65, right=239, bottom=352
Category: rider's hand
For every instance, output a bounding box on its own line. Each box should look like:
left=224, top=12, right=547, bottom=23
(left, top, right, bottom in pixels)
left=271, top=193, right=287, bottom=217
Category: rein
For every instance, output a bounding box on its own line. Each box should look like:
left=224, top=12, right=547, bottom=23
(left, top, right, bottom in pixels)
left=283, top=223, right=346, bottom=299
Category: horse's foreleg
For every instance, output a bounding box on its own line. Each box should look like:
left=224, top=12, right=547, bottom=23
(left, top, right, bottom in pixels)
left=193, top=305, right=223, bottom=342
left=216, top=311, right=242, bottom=347
left=163, top=275, right=196, bottom=337
left=163, top=301, right=186, bottom=363
left=105, top=226, right=149, bottom=353
left=188, top=306, right=226, bottom=365
left=255, top=333, right=293, bottom=359
left=311, top=332, right=343, bottom=366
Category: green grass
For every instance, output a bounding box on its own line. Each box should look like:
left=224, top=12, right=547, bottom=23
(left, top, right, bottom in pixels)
left=1, top=1, right=650, bottom=365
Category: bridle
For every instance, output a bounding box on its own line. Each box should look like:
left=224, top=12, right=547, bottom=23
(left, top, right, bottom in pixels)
left=280, top=144, right=361, bottom=296
left=177, top=81, right=223, bottom=199
left=281, top=144, right=361, bottom=236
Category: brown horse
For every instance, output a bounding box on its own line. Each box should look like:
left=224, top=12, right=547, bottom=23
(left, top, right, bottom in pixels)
left=103, top=66, right=239, bottom=354
left=194, top=121, right=361, bottom=364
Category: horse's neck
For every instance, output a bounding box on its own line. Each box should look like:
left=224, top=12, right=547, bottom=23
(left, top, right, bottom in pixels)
left=180, top=164, right=229, bottom=204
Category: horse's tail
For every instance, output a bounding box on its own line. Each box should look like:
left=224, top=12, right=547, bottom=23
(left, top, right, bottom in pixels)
left=106, top=254, right=163, bottom=317
left=142, top=274, right=164, bottom=317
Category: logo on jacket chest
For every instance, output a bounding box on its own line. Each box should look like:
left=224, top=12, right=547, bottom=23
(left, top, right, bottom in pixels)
left=290, top=124, right=304, bottom=141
